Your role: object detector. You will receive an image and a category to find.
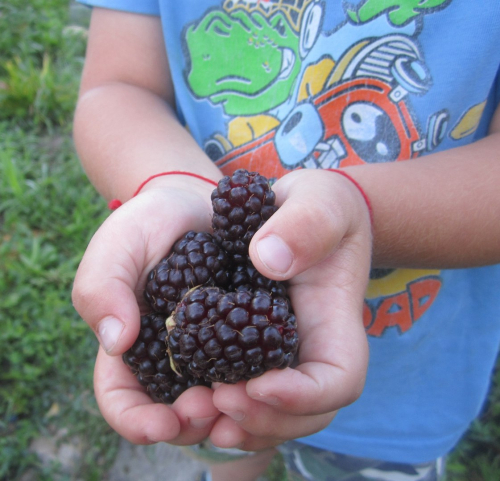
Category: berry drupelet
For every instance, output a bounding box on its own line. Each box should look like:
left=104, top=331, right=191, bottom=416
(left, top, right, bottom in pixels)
left=230, top=261, right=288, bottom=297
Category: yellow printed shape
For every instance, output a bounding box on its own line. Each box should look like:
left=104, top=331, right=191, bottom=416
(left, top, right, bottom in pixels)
left=228, top=115, right=280, bottom=146
left=450, top=101, right=487, bottom=139
left=366, top=268, right=441, bottom=299
left=326, top=40, right=370, bottom=87
left=297, top=57, right=336, bottom=101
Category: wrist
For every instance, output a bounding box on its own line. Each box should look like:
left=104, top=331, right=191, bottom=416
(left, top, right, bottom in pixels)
left=109, top=171, right=221, bottom=210
left=326, top=169, right=373, bottom=227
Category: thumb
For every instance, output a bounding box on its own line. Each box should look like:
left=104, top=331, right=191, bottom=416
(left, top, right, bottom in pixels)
left=249, top=169, right=371, bottom=281
left=72, top=206, right=144, bottom=355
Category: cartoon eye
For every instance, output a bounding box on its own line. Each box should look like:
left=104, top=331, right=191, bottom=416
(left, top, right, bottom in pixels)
left=342, top=102, right=401, bottom=163
left=273, top=18, right=286, bottom=37
left=275, top=103, right=324, bottom=168
left=206, top=16, right=231, bottom=37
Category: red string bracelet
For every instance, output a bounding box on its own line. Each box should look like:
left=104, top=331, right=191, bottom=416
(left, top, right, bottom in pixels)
left=108, top=171, right=219, bottom=210
left=326, top=169, right=373, bottom=225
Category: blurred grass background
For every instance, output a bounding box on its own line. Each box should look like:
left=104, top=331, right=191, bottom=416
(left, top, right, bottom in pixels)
left=0, top=1, right=117, bottom=479
left=0, top=1, right=499, bottom=479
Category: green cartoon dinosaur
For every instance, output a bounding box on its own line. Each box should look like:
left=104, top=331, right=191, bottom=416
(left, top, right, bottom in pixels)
left=346, top=0, right=450, bottom=27
left=185, top=8, right=302, bottom=116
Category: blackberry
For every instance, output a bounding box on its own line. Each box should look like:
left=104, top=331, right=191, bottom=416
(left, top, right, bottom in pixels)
left=230, top=262, right=287, bottom=297
left=211, top=169, right=277, bottom=263
left=123, top=312, right=209, bottom=404
left=168, top=286, right=299, bottom=384
left=144, top=231, right=231, bottom=315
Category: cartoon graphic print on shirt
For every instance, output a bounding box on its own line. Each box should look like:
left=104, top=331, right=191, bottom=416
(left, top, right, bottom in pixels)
left=181, top=0, right=485, bottom=338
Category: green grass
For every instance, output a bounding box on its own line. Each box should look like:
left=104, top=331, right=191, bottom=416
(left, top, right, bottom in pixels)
left=447, top=365, right=500, bottom=481
left=0, top=1, right=498, bottom=480
left=0, top=1, right=119, bottom=480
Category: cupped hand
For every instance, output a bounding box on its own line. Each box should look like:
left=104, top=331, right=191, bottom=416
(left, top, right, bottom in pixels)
left=72, top=180, right=221, bottom=444
left=209, top=168, right=373, bottom=450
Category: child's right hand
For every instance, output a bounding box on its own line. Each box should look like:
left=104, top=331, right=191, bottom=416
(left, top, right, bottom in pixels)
left=72, top=179, right=222, bottom=445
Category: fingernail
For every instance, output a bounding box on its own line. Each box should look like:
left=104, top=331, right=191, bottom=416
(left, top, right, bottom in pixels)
left=97, top=316, right=124, bottom=353
left=189, top=416, right=217, bottom=429
left=220, top=410, right=246, bottom=422
left=256, top=236, right=293, bottom=274
left=250, top=392, right=280, bottom=406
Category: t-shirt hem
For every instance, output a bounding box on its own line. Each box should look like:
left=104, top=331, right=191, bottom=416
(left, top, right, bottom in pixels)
left=298, top=430, right=463, bottom=464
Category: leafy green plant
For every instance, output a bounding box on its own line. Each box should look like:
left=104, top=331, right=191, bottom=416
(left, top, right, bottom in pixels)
left=0, top=0, right=86, bottom=128
left=0, top=0, right=70, bottom=65
left=447, top=365, right=500, bottom=480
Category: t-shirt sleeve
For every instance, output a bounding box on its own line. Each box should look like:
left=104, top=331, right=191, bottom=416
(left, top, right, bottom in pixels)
left=76, top=0, right=160, bottom=16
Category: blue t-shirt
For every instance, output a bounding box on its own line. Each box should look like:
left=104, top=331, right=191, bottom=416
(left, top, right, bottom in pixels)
left=78, top=0, right=500, bottom=464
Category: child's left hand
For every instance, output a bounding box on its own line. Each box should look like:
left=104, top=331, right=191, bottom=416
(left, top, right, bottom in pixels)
left=207, top=169, right=373, bottom=450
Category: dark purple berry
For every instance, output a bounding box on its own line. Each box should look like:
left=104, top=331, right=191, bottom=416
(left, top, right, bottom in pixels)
left=123, top=312, right=210, bottom=404
left=144, top=231, right=230, bottom=314
left=211, top=169, right=278, bottom=261
left=168, top=286, right=298, bottom=384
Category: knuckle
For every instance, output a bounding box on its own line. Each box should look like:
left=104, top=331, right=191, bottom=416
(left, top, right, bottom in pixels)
left=71, top=280, right=99, bottom=321
left=292, top=199, right=340, bottom=253
left=253, top=413, right=285, bottom=438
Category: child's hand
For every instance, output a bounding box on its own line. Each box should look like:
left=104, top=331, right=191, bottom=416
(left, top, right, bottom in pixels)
left=208, top=169, right=372, bottom=450
left=72, top=181, right=221, bottom=445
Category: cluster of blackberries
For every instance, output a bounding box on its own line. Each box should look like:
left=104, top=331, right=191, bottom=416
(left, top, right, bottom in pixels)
left=123, top=169, right=299, bottom=404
